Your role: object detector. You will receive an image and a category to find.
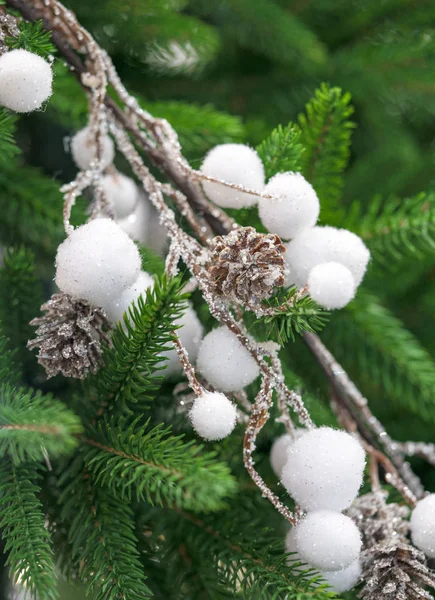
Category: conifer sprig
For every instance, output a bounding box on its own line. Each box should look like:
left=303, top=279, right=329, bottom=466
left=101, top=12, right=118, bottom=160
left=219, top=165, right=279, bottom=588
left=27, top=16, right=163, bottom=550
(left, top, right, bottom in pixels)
left=257, top=123, right=305, bottom=180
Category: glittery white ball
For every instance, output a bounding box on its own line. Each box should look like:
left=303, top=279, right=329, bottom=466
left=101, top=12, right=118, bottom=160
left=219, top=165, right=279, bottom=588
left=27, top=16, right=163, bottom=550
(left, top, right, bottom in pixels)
left=117, top=192, right=150, bottom=244
left=270, top=430, right=307, bottom=477
left=308, top=262, right=356, bottom=309
left=285, top=528, right=307, bottom=570
left=200, top=143, right=265, bottom=208
left=55, top=218, right=141, bottom=307
left=0, top=49, right=53, bottom=113
left=103, top=271, right=154, bottom=323
left=196, top=326, right=260, bottom=392
left=285, top=226, right=370, bottom=287
left=189, top=391, right=237, bottom=440
left=161, top=305, right=204, bottom=376
left=71, top=127, right=115, bottom=171
left=281, top=427, right=365, bottom=512
left=321, top=560, right=361, bottom=593
left=101, top=173, right=138, bottom=219
left=295, top=511, right=362, bottom=571
left=411, top=494, right=435, bottom=558
left=258, top=172, right=320, bottom=240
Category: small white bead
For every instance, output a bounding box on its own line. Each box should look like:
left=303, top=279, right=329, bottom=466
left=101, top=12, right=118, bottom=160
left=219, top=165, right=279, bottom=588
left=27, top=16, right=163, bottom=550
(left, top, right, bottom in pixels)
left=0, top=49, right=53, bottom=113
left=270, top=430, right=307, bottom=477
left=321, top=560, right=361, bottom=593
left=71, top=126, right=115, bottom=170
left=259, top=172, right=320, bottom=240
left=103, top=271, right=154, bottom=323
left=190, top=391, right=237, bottom=440
left=161, top=305, right=204, bottom=376
left=55, top=218, right=141, bottom=307
left=101, top=173, right=138, bottom=219
left=411, top=494, right=435, bottom=558
left=281, top=427, right=366, bottom=512
left=308, top=262, right=356, bottom=309
left=200, top=143, right=265, bottom=208
left=285, top=226, right=370, bottom=287
left=295, top=511, right=362, bottom=571
left=117, top=192, right=150, bottom=244
left=196, top=326, right=260, bottom=392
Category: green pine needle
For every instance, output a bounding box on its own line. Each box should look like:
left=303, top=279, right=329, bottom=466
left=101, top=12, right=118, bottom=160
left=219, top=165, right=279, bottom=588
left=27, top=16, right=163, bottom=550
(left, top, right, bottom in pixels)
left=6, top=20, right=55, bottom=59
left=257, top=123, right=305, bottom=180
left=0, top=108, right=19, bottom=167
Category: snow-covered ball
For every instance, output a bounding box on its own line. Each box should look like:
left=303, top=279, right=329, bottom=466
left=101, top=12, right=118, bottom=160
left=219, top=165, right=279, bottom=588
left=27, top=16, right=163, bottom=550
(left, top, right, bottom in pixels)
left=308, top=262, right=356, bottom=309
left=200, top=143, right=265, bottom=208
left=270, top=430, right=307, bottom=477
left=117, top=191, right=150, bottom=244
left=196, top=326, right=260, bottom=392
left=55, top=218, right=141, bottom=307
left=285, top=226, right=370, bottom=287
left=295, top=511, right=362, bottom=571
left=189, top=391, right=237, bottom=440
left=411, top=494, right=435, bottom=558
left=321, top=560, right=361, bottom=593
left=161, top=305, right=204, bottom=376
left=0, top=49, right=53, bottom=113
left=281, top=427, right=365, bottom=512
left=258, top=172, right=320, bottom=240
left=101, top=173, right=138, bottom=219
left=71, top=127, right=115, bottom=171
left=103, top=271, right=154, bottom=323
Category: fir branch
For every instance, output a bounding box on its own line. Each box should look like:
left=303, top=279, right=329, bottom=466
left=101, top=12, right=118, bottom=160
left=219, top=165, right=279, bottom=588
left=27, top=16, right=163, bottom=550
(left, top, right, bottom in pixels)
left=0, top=108, right=19, bottom=167
left=93, top=275, right=187, bottom=414
left=0, top=384, right=82, bottom=463
left=324, top=291, right=435, bottom=421
left=257, top=123, right=305, bottom=180
left=0, top=330, right=19, bottom=386
left=58, top=456, right=152, bottom=600
left=299, top=83, right=355, bottom=216
left=83, top=417, right=237, bottom=513
left=0, top=247, right=43, bottom=379
left=6, top=19, right=55, bottom=58
left=0, top=460, right=57, bottom=600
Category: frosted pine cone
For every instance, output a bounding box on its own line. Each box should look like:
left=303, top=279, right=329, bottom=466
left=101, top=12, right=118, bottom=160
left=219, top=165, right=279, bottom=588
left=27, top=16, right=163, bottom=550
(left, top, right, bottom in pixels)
left=28, top=293, right=111, bottom=379
left=208, top=227, right=286, bottom=306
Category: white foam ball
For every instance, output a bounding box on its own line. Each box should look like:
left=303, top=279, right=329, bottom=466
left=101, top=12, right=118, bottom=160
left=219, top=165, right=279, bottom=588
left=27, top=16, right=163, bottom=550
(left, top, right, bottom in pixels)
left=101, top=173, right=138, bottom=219
left=0, top=49, right=53, bottom=113
left=295, top=511, right=362, bottom=571
left=285, top=226, right=370, bottom=287
left=308, top=262, right=356, bottom=309
left=196, top=326, right=260, bottom=392
left=270, top=430, right=307, bottom=477
left=281, top=427, right=365, bottom=512
left=103, top=271, right=154, bottom=323
left=200, top=143, right=265, bottom=208
left=55, top=218, right=141, bottom=307
left=259, top=172, right=320, bottom=240
left=117, top=192, right=150, bottom=244
left=411, top=494, right=435, bottom=558
left=71, top=127, right=115, bottom=170
left=321, top=560, right=361, bottom=593
left=161, top=305, right=204, bottom=376
left=190, top=391, right=237, bottom=440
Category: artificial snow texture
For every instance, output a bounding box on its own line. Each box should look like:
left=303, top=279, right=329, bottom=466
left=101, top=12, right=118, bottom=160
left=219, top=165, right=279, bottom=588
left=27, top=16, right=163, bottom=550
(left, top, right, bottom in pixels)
left=284, top=226, right=370, bottom=287
left=55, top=218, right=141, bottom=308
left=161, top=304, right=204, bottom=376
left=189, top=391, right=237, bottom=440
left=411, top=494, right=435, bottom=558
left=103, top=271, right=154, bottom=323
left=281, top=427, right=366, bottom=512
left=321, top=560, right=362, bottom=593
left=270, top=430, right=307, bottom=477
left=0, top=49, right=53, bottom=113
left=258, top=172, right=320, bottom=240
left=196, top=326, right=260, bottom=392
left=101, top=173, right=138, bottom=219
left=308, top=262, right=356, bottom=309
left=295, top=510, right=362, bottom=571
left=117, top=191, right=150, bottom=244
left=200, top=143, right=265, bottom=208
left=71, top=126, right=115, bottom=171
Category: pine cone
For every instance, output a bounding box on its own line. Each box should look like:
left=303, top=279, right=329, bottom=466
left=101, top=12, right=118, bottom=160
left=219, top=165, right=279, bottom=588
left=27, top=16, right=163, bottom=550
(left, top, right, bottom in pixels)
left=0, top=10, right=20, bottom=55
left=28, top=293, right=111, bottom=379
left=208, top=227, right=286, bottom=306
